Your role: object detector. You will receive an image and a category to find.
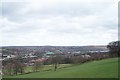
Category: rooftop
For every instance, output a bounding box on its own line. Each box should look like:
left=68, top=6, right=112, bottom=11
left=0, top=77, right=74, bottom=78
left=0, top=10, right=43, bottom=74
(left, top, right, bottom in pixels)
left=45, top=52, right=55, bottom=55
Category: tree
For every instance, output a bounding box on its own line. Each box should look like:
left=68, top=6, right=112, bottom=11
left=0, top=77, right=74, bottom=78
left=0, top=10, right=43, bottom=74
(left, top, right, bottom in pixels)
left=51, top=54, right=62, bottom=71
left=32, top=61, right=43, bottom=72
left=107, top=41, right=120, bottom=57
left=12, top=56, right=26, bottom=75
left=3, top=56, right=26, bottom=76
left=4, top=63, right=13, bottom=75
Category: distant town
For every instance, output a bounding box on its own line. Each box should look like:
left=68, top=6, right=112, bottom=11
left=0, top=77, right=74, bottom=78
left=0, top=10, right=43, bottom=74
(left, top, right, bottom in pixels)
left=0, top=46, right=109, bottom=70
left=0, top=45, right=109, bottom=61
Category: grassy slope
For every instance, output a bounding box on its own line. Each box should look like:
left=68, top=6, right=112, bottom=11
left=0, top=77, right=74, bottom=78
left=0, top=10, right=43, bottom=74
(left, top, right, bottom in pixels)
left=4, top=58, right=119, bottom=78
left=24, top=64, right=72, bottom=73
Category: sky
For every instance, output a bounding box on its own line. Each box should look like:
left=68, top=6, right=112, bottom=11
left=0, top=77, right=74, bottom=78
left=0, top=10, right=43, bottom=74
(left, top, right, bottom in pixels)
left=0, top=0, right=119, bottom=46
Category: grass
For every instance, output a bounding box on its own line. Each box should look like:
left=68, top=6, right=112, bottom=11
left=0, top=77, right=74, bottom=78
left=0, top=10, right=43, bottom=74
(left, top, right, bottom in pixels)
left=3, top=58, right=119, bottom=78
left=24, top=64, right=72, bottom=73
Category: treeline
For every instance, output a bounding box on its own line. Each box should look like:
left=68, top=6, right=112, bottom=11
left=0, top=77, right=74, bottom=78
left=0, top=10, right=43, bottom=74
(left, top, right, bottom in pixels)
left=2, top=52, right=109, bottom=76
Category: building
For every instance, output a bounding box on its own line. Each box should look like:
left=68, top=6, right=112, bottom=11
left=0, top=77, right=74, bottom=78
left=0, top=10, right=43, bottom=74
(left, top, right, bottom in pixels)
left=43, top=51, right=55, bottom=58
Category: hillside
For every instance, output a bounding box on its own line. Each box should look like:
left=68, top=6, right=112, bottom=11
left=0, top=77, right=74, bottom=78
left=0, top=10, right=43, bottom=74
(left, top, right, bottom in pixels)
left=4, top=58, right=119, bottom=78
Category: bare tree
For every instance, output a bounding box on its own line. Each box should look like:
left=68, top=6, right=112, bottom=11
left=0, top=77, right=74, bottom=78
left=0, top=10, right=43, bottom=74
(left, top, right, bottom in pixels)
left=4, top=63, right=13, bottom=75
left=3, top=56, right=26, bottom=76
left=32, top=61, right=43, bottom=72
left=51, top=54, right=62, bottom=71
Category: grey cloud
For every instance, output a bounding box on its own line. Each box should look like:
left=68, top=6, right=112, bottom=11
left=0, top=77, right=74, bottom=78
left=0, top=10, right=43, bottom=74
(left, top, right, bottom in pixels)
left=28, top=2, right=111, bottom=18
left=2, top=1, right=112, bottom=22
left=2, top=2, right=27, bottom=21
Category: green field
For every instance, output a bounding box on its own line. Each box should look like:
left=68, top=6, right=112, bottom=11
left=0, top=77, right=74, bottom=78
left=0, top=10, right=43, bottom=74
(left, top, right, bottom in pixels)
left=24, top=64, right=72, bottom=73
left=3, top=58, right=119, bottom=78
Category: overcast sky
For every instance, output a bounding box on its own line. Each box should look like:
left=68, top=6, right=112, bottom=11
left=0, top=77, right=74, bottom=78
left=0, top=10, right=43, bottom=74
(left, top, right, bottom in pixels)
left=0, top=0, right=118, bottom=46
